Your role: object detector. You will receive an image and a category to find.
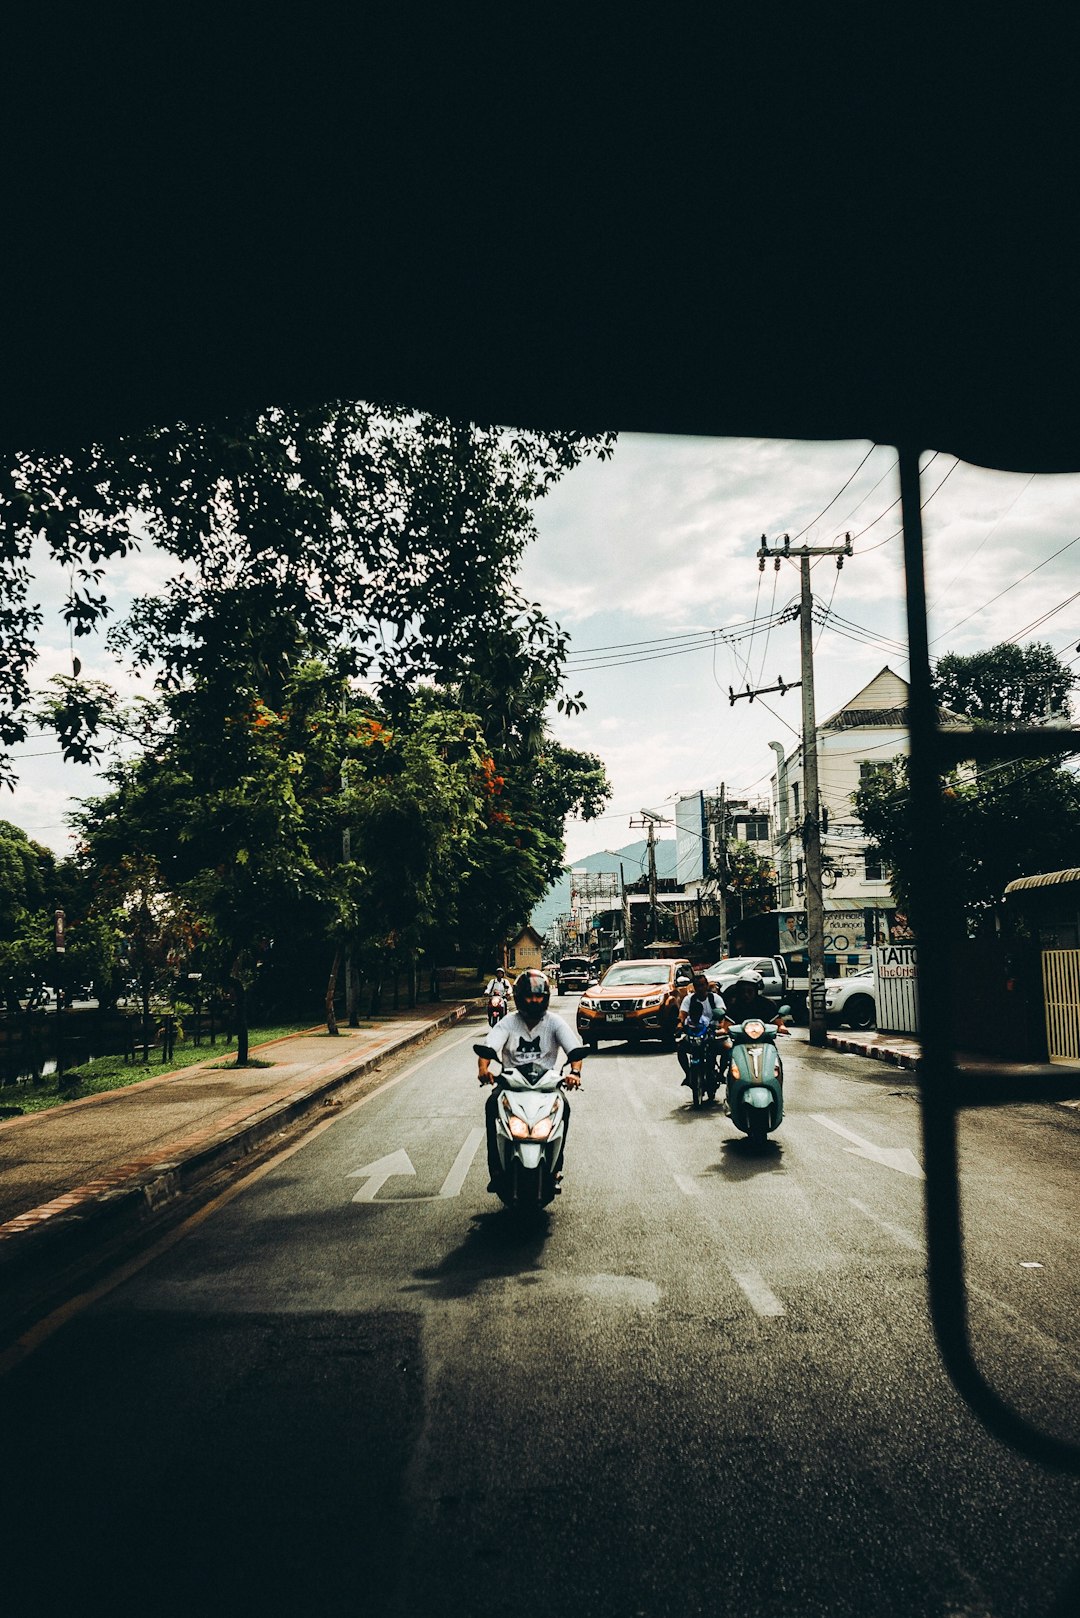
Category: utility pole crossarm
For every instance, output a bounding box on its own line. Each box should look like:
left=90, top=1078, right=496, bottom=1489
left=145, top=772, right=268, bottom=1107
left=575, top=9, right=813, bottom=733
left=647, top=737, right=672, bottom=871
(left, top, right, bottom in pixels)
left=729, top=678, right=802, bottom=705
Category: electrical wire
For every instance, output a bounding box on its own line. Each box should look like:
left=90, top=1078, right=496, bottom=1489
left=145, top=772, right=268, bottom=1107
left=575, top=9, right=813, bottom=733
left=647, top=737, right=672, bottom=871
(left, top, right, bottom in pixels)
left=858, top=456, right=958, bottom=553
left=789, top=442, right=880, bottom=543
left=931, top=532, right=1080, bottom=643
left=564, top=606, right=796, bottom=663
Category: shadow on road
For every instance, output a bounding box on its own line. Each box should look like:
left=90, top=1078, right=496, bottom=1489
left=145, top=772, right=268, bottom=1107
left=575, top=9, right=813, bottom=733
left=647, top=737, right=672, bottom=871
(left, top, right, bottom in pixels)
left=703, top=1137, right=787, bottom=1180
left=402, top=1207, right=552, bottom=1301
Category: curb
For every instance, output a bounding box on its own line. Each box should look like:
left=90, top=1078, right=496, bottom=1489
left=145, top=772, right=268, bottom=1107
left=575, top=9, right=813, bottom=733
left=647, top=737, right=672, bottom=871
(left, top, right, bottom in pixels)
left=0, top=1005, right=468, bottom=1331
left=826, top=1034, right=921, bottom=1071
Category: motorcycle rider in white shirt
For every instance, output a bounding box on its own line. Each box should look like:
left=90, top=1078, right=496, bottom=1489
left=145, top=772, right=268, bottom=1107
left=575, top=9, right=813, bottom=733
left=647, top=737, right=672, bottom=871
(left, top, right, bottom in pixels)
left=477, top=969, right=582, bottom=1192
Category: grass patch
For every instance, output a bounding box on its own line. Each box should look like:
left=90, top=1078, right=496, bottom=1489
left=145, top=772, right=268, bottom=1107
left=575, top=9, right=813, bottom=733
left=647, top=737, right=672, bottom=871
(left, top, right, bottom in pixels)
left=0, top=1022, right=317, bottom=1116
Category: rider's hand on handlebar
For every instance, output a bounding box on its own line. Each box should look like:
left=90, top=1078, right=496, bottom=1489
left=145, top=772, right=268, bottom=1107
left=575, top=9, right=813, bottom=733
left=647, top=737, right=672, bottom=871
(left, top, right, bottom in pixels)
left=563, top=1068, right=582, bottom=1089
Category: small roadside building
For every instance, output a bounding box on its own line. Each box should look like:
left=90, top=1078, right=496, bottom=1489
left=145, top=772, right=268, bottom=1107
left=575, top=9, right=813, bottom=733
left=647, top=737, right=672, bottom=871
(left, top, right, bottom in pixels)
left=1003, top=869, right=1080, bottom=1064
left=504, top=925, right=544, bottom=975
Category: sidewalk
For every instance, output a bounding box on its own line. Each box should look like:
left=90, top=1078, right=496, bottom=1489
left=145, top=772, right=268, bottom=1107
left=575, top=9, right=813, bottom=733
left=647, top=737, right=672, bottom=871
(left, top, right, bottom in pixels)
left=0, top=1002, right=472, bottom=1335
left=826, top=1028, right=1080, bottom=1107
left=826, top=1029, right=922, bottom=1069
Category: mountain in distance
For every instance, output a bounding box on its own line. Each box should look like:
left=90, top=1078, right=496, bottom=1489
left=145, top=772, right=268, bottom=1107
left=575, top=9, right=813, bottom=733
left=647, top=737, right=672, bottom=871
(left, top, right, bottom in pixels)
left=529, top=839, right=678, bottom=941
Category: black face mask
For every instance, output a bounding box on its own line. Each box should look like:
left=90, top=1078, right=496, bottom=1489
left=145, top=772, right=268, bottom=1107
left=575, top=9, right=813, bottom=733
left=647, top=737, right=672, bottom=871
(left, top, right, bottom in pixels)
left=520, top=999, right=545, bottom=1028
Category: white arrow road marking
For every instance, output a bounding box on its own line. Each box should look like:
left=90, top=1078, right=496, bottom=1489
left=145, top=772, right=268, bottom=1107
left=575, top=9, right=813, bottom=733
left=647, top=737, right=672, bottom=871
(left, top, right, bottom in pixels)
left=732, top=1269, right=786, bottom=1318
left=811, top=1114, right=925, bottom=1179
left=438, top=1128, right=485, bottom=1198
left=347, top=1148, right=417, bottom=1202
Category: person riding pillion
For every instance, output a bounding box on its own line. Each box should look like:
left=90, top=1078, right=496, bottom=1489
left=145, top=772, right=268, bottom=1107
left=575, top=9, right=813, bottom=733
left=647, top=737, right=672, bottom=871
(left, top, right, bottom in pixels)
left=477, top=969, right=582, bottom=1192
left=675, top=971, right=726, bottom=1086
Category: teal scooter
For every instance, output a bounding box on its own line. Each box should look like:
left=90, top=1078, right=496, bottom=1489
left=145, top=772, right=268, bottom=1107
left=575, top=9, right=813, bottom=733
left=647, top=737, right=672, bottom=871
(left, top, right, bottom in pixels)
left=725, top=1007, right=790, bottom=1145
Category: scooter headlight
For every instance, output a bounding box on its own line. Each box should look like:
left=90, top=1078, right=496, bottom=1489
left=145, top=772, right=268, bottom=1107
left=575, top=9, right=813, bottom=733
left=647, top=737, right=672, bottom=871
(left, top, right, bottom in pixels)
left=743, top=1018, right=766, bottom=1039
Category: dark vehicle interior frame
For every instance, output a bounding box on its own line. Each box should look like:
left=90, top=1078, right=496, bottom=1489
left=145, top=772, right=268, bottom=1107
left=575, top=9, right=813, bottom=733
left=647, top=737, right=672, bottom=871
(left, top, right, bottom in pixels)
left=6, top=15, right=1080, bottom=1487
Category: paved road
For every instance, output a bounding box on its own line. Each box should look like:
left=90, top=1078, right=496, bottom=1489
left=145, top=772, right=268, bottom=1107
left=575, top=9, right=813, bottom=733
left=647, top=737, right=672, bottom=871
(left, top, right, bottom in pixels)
left=5, top=995, right=1080, bottom=1616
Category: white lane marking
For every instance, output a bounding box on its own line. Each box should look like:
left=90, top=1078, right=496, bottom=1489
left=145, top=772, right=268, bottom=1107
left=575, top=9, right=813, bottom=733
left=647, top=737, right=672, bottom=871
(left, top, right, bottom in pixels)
left=848, top=1197, right=923, bottom=1253
left=811, top=1113, right=925, bottom=1179
left=673, top=1173, right=702, bottom=1198
left=438, top=1128, right=485, bottom=1198
left=348, top=1148, right=416, bottom=1201
left=732, top=1268, right=786, bottom=1317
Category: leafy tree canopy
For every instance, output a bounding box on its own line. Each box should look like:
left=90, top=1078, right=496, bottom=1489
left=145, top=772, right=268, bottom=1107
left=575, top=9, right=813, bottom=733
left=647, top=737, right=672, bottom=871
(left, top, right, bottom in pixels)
left=0, top=404, right=614, bottom=783
left=724, top=841, right=777, bottom=918
left=854, top=754, right=1080, bottom=933
left=932, top=640, right=1075, bottom=729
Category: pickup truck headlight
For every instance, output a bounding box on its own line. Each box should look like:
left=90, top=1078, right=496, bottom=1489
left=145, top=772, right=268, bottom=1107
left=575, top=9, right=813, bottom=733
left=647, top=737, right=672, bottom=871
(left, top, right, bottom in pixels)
left=579, top=996, right=596, bottom=1010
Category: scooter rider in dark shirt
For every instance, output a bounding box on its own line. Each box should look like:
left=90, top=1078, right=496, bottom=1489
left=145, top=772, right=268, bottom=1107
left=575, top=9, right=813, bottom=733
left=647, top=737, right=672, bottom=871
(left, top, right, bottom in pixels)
left=721, top=969, right=785, bottom=1030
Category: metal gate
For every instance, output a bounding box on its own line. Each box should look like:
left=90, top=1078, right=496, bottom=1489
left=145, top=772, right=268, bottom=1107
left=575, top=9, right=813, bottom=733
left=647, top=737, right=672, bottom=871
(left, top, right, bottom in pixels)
left=873, top=943, right=920, bottom=1034
left=1041, top=949, right=1080, bottom=1063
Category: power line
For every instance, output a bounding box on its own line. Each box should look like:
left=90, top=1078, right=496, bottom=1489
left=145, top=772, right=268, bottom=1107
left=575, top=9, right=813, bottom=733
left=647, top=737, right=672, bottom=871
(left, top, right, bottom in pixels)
left=931, top=532, right=1080, bottom=643
left=789, top=442, right=880, bottom=543
left=564, top=605, right=796, bottom=662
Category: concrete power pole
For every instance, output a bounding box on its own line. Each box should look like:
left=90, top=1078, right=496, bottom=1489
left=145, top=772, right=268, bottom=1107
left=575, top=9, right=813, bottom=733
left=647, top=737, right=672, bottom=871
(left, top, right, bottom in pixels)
left=630, top=809, right=670, bottom=945
left=756, top=533, right=852, bottom=1046
left=713, top=784, right=728, bottom=954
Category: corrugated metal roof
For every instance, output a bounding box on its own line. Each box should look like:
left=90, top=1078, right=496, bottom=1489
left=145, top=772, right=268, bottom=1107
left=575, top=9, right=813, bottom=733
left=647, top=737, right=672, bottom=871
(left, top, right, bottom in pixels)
left=1004, top=869, right=1080, bottom=895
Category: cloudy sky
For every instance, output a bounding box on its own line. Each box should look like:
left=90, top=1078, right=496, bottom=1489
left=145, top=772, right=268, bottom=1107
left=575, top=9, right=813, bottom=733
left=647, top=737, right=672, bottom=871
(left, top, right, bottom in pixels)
left=5, top=434, right=1080, bottom=866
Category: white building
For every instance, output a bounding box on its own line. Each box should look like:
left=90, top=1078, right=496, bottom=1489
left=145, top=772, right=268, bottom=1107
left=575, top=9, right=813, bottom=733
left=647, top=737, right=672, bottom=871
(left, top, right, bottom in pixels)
left=771, top=666, right=965, bottom=912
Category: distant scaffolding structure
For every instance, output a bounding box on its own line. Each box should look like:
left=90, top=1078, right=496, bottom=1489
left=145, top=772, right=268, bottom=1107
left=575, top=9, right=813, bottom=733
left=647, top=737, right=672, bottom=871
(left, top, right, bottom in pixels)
left=568, top=869, right=620, bottom=950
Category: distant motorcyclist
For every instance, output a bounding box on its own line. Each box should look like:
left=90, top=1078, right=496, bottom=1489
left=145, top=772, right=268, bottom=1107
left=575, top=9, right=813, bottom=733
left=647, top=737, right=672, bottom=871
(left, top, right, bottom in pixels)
left=675, top=971, right=726, bottom=1089
left=477, top=969, right=582, bottom=1192
left=484, top=966, right=513, bottom=999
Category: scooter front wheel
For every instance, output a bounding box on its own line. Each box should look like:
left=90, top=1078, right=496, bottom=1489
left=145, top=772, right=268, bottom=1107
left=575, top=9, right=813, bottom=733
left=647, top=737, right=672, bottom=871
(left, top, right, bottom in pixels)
left=746, top=1108, right=770, bottom=1146
left=513, top=1163, right=545, bottom=1206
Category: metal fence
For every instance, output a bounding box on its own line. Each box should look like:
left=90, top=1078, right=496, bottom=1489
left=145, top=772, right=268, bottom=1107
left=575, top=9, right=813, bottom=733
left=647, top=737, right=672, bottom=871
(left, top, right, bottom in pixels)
left=1040, top=948, right=1080, bottom=1064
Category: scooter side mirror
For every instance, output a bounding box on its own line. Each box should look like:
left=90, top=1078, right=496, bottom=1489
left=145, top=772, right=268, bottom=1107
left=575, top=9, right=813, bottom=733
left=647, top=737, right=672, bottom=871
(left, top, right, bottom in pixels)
left=473, top=1043, right=497, bottom=1058
left=778, top=1006, right=792, bottom=1018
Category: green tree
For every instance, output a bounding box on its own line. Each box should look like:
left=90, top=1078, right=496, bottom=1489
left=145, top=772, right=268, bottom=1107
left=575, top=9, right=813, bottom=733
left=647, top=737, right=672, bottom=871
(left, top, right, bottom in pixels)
left=0, top=405, right=614, bottom=784
left=723, top=841, right=777, bottom=921
left=855, top=755, right=1080, bottom=933
left=932, top=641, right=1074, bottom=729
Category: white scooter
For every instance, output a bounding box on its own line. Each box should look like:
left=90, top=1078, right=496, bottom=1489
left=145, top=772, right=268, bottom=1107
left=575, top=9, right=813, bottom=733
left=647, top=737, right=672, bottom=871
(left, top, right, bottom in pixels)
left=473, top=1040, right=587, bottom=1209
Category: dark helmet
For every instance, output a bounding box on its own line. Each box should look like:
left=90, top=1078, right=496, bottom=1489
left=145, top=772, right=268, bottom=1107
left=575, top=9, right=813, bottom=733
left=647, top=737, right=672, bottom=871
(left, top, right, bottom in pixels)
left=513, top=968, right=550, bottom=1026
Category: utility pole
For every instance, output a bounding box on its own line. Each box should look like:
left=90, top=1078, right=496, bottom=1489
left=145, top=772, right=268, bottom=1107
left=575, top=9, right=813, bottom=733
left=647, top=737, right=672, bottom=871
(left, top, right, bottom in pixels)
left=756, top=532, right=852, bottom=1046
left=630, top=809, right=670, bottom=945
left=712, top=784, right=729, bottom=954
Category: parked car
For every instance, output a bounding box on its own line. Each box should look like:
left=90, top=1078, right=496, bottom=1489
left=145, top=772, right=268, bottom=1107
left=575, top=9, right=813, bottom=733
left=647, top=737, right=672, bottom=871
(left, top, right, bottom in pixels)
left=824, top=968, right=877, bottom=1030
left=576, top=957, right=694, bottom=1048
left=703, top=954, right=788, bottom=1008
left=555, top=956, right=594, bottom=994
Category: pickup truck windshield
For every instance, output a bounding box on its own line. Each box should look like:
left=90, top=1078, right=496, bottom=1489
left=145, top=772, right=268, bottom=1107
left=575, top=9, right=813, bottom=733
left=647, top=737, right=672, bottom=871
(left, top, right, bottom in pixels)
left=601, top=965, right=673, bottom=986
